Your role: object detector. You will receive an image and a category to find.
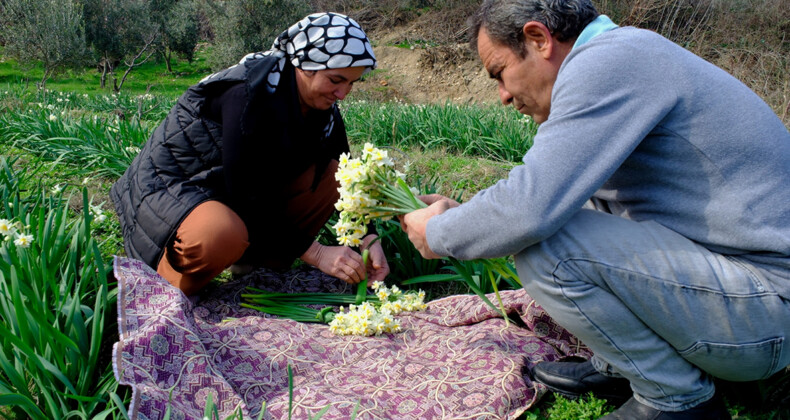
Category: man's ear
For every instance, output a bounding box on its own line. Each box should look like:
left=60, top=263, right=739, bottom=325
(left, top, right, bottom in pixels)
left=521, top=21, right=554, bottom=58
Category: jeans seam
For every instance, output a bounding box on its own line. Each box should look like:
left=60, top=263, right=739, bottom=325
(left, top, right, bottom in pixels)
left=725, top=255, right=768, bottom=293
left=561, top=256, right=774, bottom=298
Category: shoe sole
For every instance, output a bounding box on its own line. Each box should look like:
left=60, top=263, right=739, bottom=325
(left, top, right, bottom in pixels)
left=541, top=383, right=631, bottom=405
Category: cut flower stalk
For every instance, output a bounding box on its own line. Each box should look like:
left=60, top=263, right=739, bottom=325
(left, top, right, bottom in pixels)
left=241, top=240, right=426, bottom=334
left=241, top=281, right=427, bottom=335
left=240, top=288, right=379, bottom=323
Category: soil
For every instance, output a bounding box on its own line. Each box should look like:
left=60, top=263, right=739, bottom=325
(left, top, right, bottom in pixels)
left=351, top=26, right=500, bottom=105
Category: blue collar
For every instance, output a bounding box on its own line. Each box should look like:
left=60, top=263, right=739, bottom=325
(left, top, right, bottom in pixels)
left=573, top=15, right=618, bottom=49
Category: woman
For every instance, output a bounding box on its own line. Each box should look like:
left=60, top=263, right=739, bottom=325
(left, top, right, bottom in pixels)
left=111, top=12, right=388, bottom=295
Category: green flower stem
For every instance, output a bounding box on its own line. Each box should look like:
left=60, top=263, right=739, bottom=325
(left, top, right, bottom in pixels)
left=356, top=249, right=370, bottom=305
left=368, top=206, right=413, bottom=215
left=241, top=293, right=362, bottom=303
left=395, top=177, right=427, bottom=209
left=242, top=290, right=375, bottom=305
left=366, top=174, right=519, bottom=320
left=239, top=303, right=323, bottom=323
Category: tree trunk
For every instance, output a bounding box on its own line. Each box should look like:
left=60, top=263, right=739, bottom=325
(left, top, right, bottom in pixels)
left=115, top=35, right=157, bottom=93
left=38, top=57, right=51, bottom=90
left=165, top=48, right=173, bottom=74
left=39, top=69, right=50, bottom=90
left=100, top=60, right=108, bottom=89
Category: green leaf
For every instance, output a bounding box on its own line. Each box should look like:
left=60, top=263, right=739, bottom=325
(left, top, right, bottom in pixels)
left=256, top=401, right=267, bottom=420
left=401, top=273, right=463, bottom=284
left=0, top=393, right=48, bottom=420
left=288, top=365, right=294, bottom=420
left=448, top=257, right=506, bottom=317
left=108, top=391, right=130, bottom=420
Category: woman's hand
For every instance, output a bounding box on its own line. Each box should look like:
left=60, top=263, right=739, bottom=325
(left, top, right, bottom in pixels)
left=301, top=241, right=366, bottom=284
left=362, top=234, right=389, bottom=282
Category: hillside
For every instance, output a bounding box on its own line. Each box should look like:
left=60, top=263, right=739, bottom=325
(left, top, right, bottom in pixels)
left=339, top=1, right=789, bottom=126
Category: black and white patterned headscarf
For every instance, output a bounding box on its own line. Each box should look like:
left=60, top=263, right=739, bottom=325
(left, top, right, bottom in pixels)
left=241, top=12, right=377, bottom=94
left=226, top=12, right=377, bottom=140
left=199, top=13, right=375, bottom=142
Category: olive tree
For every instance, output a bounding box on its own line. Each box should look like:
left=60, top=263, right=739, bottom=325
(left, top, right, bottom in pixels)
left=149, top=0, right=201, bottom=73
left=0, top=0, right=89, bottom=88
left=83, top=0, right=160, bottom=92
left=202, top=0, right=311, bottom=70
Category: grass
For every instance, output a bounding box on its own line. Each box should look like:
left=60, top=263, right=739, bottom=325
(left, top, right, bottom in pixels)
left=341, top=100, right=537, bottom=163
left=0, top=155, right=129, bottom=419
left=0, top=46, right=211, bottom=97
left=1, top=57, right=788, bottom=419
left=389, top=38, right=438, bottom=49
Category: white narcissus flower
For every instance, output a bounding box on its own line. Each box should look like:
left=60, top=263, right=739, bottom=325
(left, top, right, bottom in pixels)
left=332, top=220, right=350, bottom=235
left=376, top=289, right=389, bottom=301
left=89, top=204, right=108, bottom=224
left=371, top=149, right=393, bottom=167
left=362, top=142, right=376, bottom=158
left=0, top=219, right=16, bottom=236
left=14, top=233, right=34, bottom=248
left=338, top=152, right=350, bottom=166
left=338, top=235, right=362, bottom=247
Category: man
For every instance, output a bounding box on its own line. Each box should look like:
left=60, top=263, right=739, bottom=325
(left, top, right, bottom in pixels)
left=400, top=0, right=790, bottom=418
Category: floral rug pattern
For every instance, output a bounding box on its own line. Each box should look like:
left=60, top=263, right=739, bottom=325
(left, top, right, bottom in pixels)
left=112, top=257, right=590, bottom=419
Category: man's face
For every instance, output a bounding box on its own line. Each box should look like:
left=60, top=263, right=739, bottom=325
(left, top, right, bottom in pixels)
left=477, top=27, right=556, bottom=124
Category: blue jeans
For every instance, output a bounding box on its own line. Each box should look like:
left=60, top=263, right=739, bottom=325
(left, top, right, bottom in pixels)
left=516, top=209, right=790, bottom=411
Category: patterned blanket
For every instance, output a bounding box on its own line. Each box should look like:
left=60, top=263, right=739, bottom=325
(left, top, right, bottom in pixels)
left=112, top=257, right=590, bottom=419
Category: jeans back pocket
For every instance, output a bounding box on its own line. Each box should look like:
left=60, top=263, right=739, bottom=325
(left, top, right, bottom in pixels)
left=678, top=336, right=784, bottom=381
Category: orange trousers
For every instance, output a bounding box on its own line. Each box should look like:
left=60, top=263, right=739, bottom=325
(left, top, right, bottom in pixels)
left=157, top=161, right=340, bottom=295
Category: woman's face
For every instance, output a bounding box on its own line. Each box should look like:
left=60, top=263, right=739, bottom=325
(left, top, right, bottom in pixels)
left=295, top=66, right=366, bottom=113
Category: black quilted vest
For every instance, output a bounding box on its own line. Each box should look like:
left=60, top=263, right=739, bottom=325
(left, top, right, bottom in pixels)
left=110, top=56, right=280, bottom=267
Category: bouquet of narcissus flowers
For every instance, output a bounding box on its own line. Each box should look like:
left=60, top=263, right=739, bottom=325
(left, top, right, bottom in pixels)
left=333, top=143, right=425, bottom=247
left=328, top=281, right=426, bottom=336
left=333, top=143, right=521, bottom=321
left=241, top=272, right=426, bottom=337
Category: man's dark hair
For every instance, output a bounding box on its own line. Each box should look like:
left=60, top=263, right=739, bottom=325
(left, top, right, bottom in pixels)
left=469, top=0, right=599, bottom=57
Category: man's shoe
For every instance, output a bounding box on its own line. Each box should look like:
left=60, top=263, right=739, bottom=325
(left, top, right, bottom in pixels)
left=530, top=358, right=632, bottom=403
left=601, top=395, right=731, bottom=419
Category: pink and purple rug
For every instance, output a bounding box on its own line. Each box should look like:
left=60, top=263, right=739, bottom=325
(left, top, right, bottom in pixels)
left=112, top=256, right=590, bottom=419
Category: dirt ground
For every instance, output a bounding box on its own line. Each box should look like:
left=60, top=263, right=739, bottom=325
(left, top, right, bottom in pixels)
left=351, top=26, right=501, bottom=105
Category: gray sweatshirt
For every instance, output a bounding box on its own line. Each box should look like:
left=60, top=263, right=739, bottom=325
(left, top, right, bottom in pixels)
left=426, top=26, right=790, bottom=294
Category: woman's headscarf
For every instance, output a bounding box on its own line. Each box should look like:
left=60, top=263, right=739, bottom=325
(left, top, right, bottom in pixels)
left=240, top=12, right=377, bottom=94
left=197, top=13, right=376, bottom=152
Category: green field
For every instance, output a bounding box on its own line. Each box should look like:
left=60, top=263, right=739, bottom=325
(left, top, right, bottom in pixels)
left=1, top=48, right=788, bottom=420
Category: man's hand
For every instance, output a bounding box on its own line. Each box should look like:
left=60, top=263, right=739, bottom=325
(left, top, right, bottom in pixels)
left=401, top=194, right=459, bottom=259
left=362, top=234, right=390, bottom=282
left=301, top=241, right=366, bottom=284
